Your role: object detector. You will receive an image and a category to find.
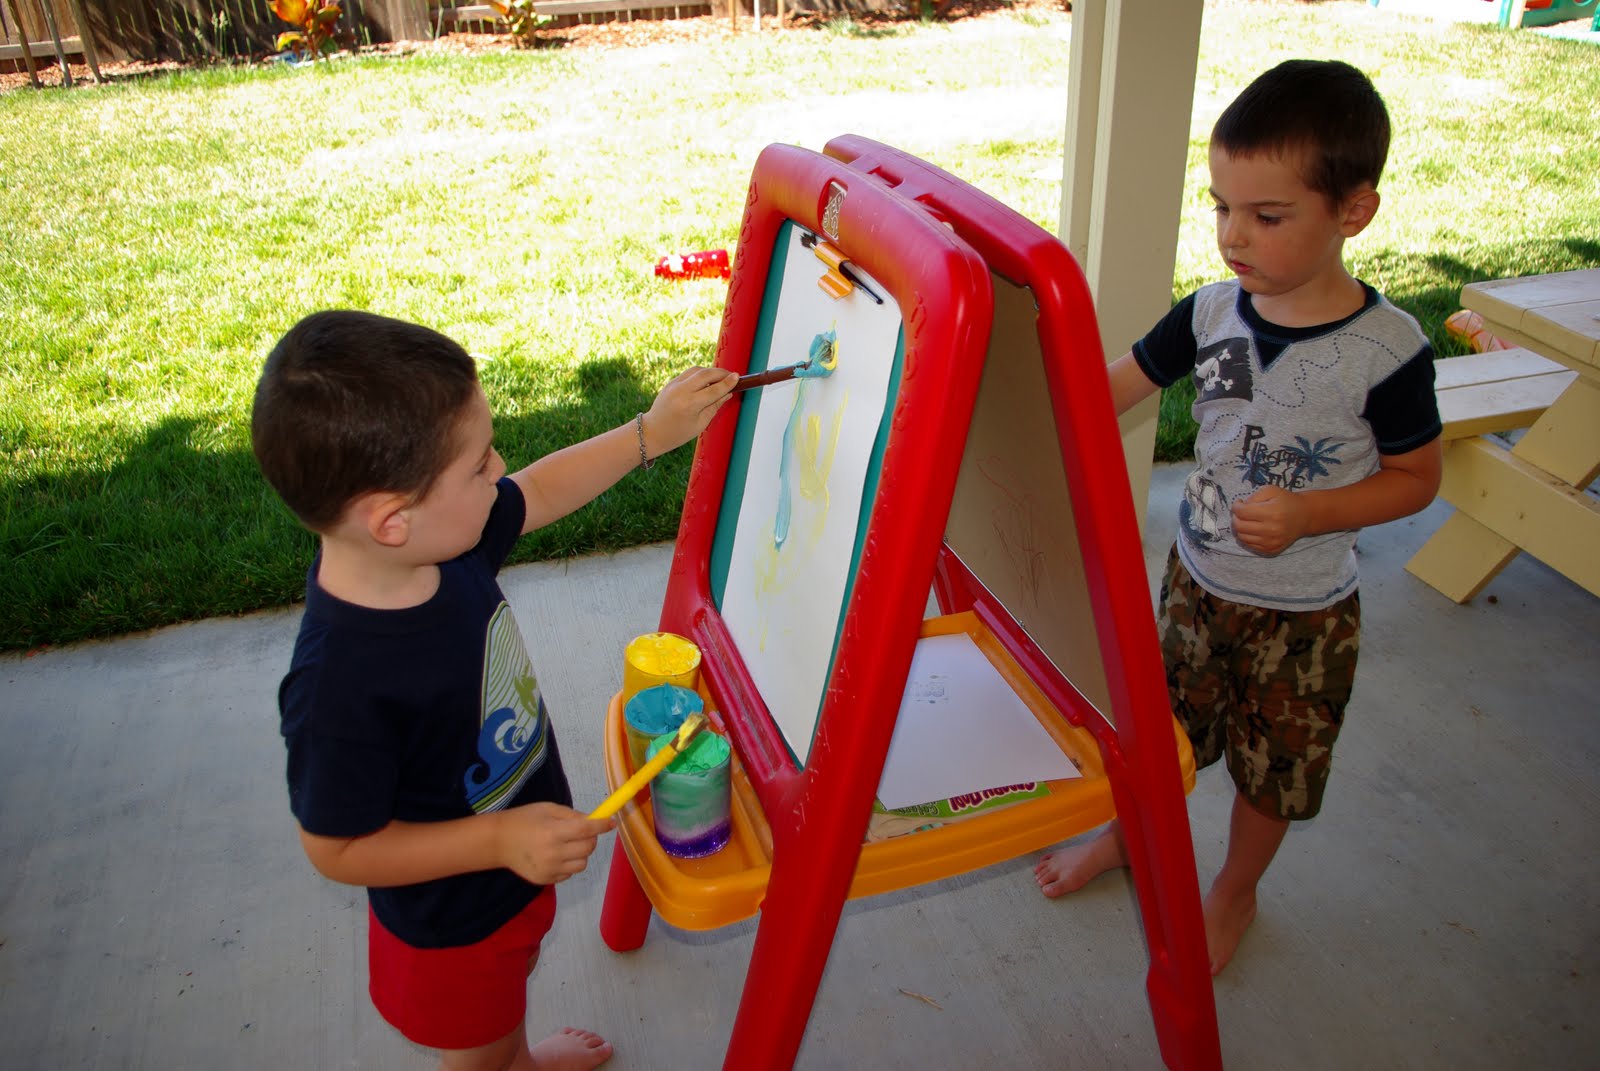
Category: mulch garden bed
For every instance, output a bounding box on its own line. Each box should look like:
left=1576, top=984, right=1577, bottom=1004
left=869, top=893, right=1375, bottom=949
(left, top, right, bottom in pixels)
left=2, top=0, right=1065, bottom=94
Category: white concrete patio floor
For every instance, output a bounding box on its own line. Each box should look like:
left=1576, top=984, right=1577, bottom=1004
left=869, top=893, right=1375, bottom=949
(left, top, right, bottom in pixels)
left=3, top=463, right=1598, bottom=1069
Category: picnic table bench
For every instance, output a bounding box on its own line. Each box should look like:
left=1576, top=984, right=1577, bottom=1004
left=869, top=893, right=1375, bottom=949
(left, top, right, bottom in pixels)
left=1406, top=270, right=1600, bottom=603
left=1431, top=347, right=1574, bottom=442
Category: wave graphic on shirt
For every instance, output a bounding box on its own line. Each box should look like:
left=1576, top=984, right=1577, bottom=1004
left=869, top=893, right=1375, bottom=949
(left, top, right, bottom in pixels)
left=464, top=602, right=548, bottom=813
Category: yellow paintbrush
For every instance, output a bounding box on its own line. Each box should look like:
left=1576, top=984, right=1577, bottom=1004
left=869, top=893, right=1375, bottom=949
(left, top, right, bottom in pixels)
left=588, top=712, right=709, bottom=820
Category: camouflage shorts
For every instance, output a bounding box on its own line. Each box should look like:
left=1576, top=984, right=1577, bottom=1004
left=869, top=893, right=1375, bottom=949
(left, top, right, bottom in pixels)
left=1157, top=547, right=1360, bottom=821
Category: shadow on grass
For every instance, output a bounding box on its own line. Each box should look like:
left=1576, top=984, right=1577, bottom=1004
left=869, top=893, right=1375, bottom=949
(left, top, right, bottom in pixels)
left=1375, top=239, right=1600, bottom=352
left=0, top=358, right=686, bottom=653
left=492, top=357, right=695, bottom=563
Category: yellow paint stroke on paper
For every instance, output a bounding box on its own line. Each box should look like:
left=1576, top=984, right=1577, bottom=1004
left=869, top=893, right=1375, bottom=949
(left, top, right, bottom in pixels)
left=797, top=401, right=843, bottom=545
left=753, top=394, right=847, bottom=596
left=751, top=328, right=849, bottom=651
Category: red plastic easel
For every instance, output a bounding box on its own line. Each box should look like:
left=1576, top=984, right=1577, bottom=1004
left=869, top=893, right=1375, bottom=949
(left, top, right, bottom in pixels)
left=597, top=137, right=1220, bottom=1070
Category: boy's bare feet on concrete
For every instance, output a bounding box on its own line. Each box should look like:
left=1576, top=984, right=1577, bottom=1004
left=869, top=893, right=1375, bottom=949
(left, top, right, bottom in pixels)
left=1202, top=884, right=1257, bottom=976
left=1033, top=823, right=1127, bottom=898
left=529, top=1028, right=613, bottom=1070
left=1199, top=793, right=1284, bottom=975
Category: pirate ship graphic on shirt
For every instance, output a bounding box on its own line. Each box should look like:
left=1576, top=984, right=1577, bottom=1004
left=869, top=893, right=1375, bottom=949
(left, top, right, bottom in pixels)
left=1180, top=437, right=1352, bottom=551
left=1180, top=468, right=1230, bottom=546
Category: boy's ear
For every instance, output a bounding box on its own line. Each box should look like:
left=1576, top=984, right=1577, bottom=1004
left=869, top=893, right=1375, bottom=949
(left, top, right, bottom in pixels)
left=353, top=491, right=413, bottom=548
left=1341, top=185, right=1380, bottom=237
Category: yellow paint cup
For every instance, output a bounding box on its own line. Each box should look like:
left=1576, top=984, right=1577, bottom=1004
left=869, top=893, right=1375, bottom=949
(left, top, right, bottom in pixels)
left=621, top=632, right=701, bottom=707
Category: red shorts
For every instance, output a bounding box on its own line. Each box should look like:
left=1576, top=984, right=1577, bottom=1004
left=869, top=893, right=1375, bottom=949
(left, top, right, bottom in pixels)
left=367, top=888, right=557, bottom=1051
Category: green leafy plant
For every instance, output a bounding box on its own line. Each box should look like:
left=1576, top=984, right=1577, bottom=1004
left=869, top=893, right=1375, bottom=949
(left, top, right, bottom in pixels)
left=210, top=8, right=231, bottom=57
left=270, top=0, right=345, bottom=61
left=488, top=0, right=554, bottom=48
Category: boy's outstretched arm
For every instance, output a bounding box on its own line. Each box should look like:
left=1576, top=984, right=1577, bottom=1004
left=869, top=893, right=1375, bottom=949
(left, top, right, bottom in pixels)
left=510, top=366, right=738, bottom=535
left=1230, top=438, right=1443, bottom=557
left=1107, top=351, right=1162, bottom=417
left=299, top=802, right=614, bottom=889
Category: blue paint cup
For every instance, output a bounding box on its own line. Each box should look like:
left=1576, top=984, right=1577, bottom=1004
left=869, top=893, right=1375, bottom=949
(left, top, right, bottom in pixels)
left=623, top=683, right=703, bottom=772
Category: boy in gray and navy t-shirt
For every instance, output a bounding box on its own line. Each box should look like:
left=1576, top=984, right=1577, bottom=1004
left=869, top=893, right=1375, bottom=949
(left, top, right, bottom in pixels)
left=1034, top=59, right=1443, bottom=977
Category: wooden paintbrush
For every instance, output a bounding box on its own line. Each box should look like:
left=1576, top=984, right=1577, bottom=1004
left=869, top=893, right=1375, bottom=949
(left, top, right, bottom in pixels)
left=587, top=713, right=709, bottom=820
left=735, top=363, right=809, bottom=391
left=734, top=333, right=839, bottom=392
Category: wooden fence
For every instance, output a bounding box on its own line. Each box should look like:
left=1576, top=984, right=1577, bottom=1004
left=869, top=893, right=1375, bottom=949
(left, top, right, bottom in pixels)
left=1, top=0, right=91, bottom=66
left=2, top=0, right=729, bottom=66
left=434, top=0, right=718, bottom=37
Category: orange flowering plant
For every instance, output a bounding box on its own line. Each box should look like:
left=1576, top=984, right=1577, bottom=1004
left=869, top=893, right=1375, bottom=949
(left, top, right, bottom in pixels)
left=487, top=0, right=553, bottom=48
left=270, top=0, right=345, bottom=60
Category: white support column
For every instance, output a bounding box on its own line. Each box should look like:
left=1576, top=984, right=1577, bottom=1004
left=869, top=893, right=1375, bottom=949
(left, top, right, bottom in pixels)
left=1061, top=0, right=1205, bottom=525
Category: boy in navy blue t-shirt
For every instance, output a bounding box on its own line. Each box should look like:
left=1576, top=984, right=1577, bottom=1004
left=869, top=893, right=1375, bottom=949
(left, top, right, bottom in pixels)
left=252, top=310, right=735, bottom=1070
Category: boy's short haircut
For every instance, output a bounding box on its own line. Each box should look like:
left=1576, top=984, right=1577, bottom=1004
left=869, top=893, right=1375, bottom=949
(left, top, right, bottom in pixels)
left=1211, top=58, right=1390, bottom=206
left=252, top=310, right=479, bottom=531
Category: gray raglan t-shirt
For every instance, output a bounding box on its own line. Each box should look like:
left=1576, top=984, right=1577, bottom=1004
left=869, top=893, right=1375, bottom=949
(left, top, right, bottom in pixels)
left=1133, top=280, right=1441, bottom=611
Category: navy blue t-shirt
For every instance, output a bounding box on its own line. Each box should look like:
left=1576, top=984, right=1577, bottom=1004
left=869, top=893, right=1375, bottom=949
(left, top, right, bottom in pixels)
left=279, top=478, right=572, bottom=948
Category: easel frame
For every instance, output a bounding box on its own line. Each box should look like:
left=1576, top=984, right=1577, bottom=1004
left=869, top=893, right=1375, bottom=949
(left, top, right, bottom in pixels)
left=597, top=138, right=1220, bottom=1070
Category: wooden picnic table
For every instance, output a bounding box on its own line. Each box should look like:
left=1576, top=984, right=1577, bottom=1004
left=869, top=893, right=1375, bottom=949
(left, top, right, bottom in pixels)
left=1407, top=267, right=1600, bottom=602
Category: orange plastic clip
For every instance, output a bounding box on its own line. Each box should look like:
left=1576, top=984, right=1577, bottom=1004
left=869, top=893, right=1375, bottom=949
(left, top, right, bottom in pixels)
left=811, top=240, right=848, bottom=272
left=811, top=239, right=855, bottom=299
left=809, top=238, right=884, bottom=304
left=817, top=270, right=853, bottom=299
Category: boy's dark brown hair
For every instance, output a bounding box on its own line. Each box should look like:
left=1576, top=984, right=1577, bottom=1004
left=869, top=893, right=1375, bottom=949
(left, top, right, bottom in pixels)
left=252, top=310, right=479, bottom=531
left=1212, top=58, right=1391, bottom=206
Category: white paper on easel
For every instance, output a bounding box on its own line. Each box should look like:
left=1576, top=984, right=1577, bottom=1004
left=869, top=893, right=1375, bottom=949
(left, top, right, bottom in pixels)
left=876, top=632, right=1080, bottom=810
left=720, top=226, right=903, bottom=764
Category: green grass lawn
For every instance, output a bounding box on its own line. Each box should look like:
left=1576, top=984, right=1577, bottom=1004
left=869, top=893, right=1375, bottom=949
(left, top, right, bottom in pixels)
left=2, top=1, right=1598, bottom=651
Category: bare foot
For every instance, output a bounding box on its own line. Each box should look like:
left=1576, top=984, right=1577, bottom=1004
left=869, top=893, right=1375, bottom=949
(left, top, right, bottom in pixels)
left=528, top=1028, right=613, bottom=1071
left=1201, top=885, right=1257, bottom=976
left=1033, top=826, right=1127, bottom=899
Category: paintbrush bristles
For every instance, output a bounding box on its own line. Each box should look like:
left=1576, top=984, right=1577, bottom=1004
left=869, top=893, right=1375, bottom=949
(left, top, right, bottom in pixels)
left=674, top=713, right=708, bottom=748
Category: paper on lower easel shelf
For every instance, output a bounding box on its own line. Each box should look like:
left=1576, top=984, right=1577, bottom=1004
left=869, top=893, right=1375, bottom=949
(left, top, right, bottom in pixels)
left=865, top=782, right=1052, bottom=842
left=875, top=632, right=1080, bottom=811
